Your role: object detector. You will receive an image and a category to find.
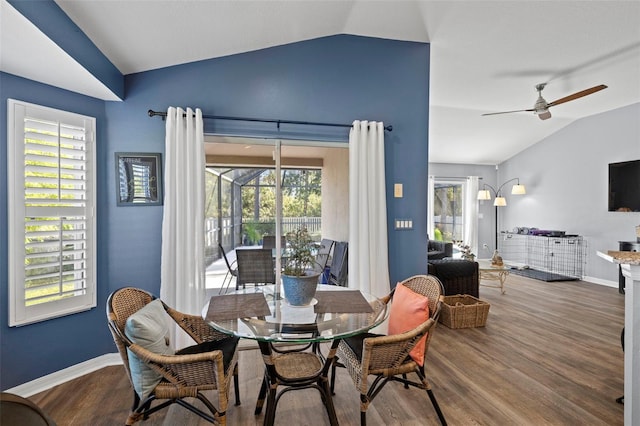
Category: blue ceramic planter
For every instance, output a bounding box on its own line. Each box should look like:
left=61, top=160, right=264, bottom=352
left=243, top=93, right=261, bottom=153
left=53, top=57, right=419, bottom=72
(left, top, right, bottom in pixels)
left=282, top=273, right=320, bottom=306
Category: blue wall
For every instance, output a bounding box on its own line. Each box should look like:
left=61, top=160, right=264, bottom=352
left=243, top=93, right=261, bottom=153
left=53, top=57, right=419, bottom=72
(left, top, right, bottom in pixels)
left=1, top=34, right=430, bottom=389
left=0, top=72, right=112, bottom=389
left=106, top=34, right=431, bottom=297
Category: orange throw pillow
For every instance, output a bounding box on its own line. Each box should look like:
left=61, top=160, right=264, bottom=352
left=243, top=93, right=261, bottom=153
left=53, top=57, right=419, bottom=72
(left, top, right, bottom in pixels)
left=388, top=283, right=430, bottom=366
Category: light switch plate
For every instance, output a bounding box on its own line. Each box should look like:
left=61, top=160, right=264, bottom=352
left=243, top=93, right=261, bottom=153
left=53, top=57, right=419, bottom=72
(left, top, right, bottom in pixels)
left=394, top=183, right=403, bottom=198
left=394, top=219, right=413, bottom=230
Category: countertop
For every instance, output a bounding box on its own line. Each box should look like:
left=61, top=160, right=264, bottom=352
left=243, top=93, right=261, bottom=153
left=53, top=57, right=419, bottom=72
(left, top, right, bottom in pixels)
left=597, top=250, right=640, bottom=265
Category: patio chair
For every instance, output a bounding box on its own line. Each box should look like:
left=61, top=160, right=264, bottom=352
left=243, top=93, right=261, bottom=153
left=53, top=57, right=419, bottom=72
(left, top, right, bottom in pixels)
left=218, top=243, right=238, bottom=295
left=331, top=275, right=447, bottom=425
left=313, top=238, right=334, bottom=273
left=236, top=248, right=276, bottom=289
left=106, top=287, right=240, bottom=425
left=328, top=241, right=348, bottom=286
left=262, top=235, right=286, bottom=250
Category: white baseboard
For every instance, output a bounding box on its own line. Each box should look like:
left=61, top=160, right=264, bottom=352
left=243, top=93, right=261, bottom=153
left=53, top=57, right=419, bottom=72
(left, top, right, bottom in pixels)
left=5, top=353, right=122, bottom=398
left=582, top=275, right=618, bottom=288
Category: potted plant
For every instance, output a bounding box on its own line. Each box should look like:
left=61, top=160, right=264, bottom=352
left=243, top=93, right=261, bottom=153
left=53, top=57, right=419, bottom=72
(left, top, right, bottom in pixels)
left=282, top=227, right=321, bottom=306
left=455, top=240, right=476, bottom=261
left=242, top=222, right=261, bottom=246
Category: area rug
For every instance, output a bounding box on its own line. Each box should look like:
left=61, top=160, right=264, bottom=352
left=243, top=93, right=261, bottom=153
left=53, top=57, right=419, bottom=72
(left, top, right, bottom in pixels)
left=510, top=268, right=578, bottom=282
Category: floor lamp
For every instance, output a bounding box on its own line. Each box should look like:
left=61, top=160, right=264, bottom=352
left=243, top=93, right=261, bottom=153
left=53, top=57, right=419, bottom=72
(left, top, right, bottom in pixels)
left=477, top=178, right=526, bottom=249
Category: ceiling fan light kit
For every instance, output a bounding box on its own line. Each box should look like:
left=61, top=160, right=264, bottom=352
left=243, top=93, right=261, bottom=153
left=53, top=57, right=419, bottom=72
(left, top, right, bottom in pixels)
left=536, top=110, right=552, bottom=120
left=483, top=83, right=608, bottom=120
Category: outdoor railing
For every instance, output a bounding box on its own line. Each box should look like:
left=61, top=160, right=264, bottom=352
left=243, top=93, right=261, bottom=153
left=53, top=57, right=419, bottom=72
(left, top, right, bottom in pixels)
left=243, top=217, right=321, bottom=235
left=204, top=216, right=322, bottom=266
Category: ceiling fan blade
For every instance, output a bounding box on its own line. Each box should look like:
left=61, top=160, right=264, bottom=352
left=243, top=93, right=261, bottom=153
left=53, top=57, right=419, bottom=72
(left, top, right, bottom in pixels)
left=547, top=84, right=608, bottom=107
left=482, top=108, right=534, bottom=116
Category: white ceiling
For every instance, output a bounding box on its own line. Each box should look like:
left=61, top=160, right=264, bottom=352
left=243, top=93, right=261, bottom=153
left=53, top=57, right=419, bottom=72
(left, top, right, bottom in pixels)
left=2, top=0, right=639, bottom=164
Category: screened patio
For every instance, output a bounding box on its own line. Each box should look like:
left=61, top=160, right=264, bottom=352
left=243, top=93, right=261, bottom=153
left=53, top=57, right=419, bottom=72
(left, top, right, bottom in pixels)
left=204, top=166, right=322, bottom=266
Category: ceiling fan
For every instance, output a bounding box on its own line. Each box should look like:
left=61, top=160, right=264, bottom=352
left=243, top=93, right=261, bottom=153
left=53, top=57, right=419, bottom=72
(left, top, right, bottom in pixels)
left=482, top=83, right=607, bottom=120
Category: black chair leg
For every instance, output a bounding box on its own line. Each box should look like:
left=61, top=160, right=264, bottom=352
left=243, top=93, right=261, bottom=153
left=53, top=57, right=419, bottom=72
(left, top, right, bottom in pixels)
left=402, top=373, right=409, bottom=389
left=427, top=388, right=447, bottom=426
left=319, top=378, right=339, bottom=425
left=415, top=367, right=446, bottom=426
left=264, top=386, right=278, bottom=425
left=254, top=375, right=268, bottom=415
left=233, top=366, right=241, bottom=406
left=330, top=358, right=337, bottom=394
left=142, top=400, right=153, bottom=420
left=131, top=391, right=140, bottom=413
left=360, top=394, right=369, bottom=426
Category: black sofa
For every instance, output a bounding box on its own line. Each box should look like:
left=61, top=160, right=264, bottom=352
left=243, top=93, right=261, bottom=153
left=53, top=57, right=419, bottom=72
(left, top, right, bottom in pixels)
left=428, top=259, right=479, bottom=298
left=427, top=239, right=453, bottom=260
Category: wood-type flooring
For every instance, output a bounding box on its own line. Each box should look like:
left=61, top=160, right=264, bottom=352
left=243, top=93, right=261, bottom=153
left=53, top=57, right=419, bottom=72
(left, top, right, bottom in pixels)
left=28, top=274, right=624, bottom=425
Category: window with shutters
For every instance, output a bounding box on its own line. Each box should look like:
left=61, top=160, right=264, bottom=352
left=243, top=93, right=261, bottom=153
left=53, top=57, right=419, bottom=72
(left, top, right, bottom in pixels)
left=7, top=99, right=97, bottom=326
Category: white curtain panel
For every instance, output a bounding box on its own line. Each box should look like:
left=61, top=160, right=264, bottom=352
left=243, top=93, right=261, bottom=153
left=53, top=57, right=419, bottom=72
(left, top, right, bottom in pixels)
left=348, top=120, right=390, bottom=297
left=463, top=176, right=480, bottom=257
left=160, top=107, right=206, bottom=349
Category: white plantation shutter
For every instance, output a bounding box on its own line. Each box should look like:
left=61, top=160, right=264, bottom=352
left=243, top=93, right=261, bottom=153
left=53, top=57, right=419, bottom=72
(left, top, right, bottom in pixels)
left=8, top=100, right=97, bottom=326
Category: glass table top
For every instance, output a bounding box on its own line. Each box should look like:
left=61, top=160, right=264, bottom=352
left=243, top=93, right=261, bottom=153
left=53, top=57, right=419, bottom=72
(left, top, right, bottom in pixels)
left=203, top=285, right=388, bottom=343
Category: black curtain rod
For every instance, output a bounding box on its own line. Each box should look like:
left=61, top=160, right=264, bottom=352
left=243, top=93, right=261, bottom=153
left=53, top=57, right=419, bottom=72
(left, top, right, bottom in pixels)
left=432, top=176, right=481, bottom=180
left=148, top=109, right=392, bottom=132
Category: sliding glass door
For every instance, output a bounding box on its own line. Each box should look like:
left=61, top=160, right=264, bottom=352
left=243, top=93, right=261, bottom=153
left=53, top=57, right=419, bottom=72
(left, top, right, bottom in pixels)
left=204, top=136, right=346, bottom=290
left=431, top=179, right=464, bottom=242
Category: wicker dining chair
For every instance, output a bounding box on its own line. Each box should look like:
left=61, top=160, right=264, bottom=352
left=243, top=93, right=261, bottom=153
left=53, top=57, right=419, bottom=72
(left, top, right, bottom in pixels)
left=251, top=323, right=339, bottom=426
left=0, top=392, right=56, bottom=426
left=106, top=287, right=240, bottom=425
left=331, top=275, right=447, bottom=426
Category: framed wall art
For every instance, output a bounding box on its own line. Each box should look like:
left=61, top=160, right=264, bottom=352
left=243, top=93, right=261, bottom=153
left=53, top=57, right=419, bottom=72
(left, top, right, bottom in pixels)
left=115, top=152, right=163, bottom=206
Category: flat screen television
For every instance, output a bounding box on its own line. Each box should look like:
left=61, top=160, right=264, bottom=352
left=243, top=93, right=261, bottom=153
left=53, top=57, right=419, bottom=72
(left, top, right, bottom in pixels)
left=609, top=159, right=640, bottom=212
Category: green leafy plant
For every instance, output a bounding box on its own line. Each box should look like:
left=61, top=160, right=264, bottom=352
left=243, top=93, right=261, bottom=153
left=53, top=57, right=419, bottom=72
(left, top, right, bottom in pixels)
left=242, top=222, right=261, bottom=245
left=283, top=227, right=317, bottom=277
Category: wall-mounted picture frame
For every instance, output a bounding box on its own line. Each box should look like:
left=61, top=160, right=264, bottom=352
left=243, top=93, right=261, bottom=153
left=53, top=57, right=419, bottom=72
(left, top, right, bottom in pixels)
left=115, top=152, right=163, bottom=206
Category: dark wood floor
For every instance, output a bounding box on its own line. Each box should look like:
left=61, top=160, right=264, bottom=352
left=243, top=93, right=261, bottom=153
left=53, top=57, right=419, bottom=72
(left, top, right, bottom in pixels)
left=29, top=274, right=625, bottom=425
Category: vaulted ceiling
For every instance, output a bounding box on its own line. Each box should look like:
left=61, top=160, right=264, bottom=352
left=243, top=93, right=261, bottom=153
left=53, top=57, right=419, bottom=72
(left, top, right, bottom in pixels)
left=2, top=0, right=639, bottom=164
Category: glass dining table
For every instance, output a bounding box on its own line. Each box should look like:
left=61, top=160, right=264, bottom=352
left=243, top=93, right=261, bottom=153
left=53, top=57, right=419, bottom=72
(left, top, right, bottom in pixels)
left=203, top=284, right=388, bottom=426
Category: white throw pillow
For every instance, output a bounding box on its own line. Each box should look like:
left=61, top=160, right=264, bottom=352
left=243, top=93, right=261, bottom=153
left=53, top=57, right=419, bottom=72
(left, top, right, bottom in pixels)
left=124, top=299, right=174, bottom=401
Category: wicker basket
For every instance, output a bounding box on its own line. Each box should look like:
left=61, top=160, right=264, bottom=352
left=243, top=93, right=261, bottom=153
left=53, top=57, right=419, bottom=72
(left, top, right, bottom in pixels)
left=439, top=294, right=490, bottom=329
